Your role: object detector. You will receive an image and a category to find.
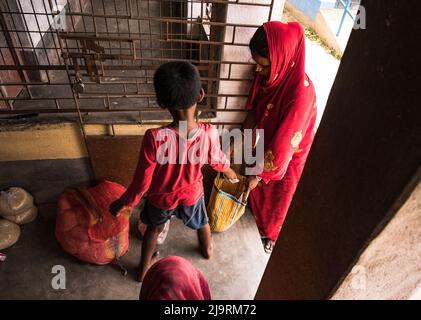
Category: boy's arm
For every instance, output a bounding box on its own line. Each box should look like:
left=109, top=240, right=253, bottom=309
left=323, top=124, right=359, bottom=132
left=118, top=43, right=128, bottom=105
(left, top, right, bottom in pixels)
left=207, top=125, right=230, bottom=172
left=109, top=130, right=157, bottom=215
left=221, top=166, right=238, bottom=182
left=205, top=125, right=239, bottom=182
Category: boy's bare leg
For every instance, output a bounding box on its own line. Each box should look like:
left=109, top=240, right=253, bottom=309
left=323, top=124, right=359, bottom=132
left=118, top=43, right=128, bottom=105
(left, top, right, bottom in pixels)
left=197, top=223, right=213, bottom=259
left=137, top=224, right=163, bottom=282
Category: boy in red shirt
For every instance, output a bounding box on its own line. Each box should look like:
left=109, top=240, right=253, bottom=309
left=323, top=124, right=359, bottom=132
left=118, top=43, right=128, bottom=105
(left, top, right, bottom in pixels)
left=110, top=61, right=237, bottom=282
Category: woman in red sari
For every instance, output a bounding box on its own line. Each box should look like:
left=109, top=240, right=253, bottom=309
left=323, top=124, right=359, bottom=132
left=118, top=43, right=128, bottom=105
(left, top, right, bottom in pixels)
left=139, top=256, right=211, bottom=300
left=244, top=21, right=317, bottom=253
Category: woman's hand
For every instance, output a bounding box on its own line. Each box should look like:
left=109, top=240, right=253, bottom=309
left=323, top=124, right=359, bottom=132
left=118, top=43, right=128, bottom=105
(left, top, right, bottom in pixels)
left=109, top=198, right=124, bottom=216
left=246, top=175, right=261, bottom=191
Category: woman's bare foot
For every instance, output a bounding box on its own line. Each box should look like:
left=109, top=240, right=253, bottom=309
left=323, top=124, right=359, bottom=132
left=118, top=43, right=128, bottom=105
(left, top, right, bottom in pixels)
left=137, top=251, right=160, bottom=282
left=197, top=224, right=213, bottom=259
left=263, top=239, right=275, bottom=254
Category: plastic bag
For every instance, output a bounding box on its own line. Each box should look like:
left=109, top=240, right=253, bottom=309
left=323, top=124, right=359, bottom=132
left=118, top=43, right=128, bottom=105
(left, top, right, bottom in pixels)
left=4, top=206, right=38, bottom=225
left=0, top=219, right=21, bottom=250
left=0, top=187, right=34, bottom=217
left=56, top=181, right=131, bottom=265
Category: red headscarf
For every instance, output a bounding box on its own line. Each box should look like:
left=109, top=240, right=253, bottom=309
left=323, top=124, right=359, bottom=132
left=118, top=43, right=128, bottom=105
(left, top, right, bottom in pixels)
left=246, top=21, right=316, bottom=183
left=139, top=256, right=211, bottom=300
left=247, top=21, right=306, bottom=108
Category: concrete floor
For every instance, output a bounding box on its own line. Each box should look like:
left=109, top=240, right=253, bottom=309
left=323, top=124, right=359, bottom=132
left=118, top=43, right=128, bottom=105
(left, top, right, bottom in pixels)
left=0, top=158, right=269, bottom=299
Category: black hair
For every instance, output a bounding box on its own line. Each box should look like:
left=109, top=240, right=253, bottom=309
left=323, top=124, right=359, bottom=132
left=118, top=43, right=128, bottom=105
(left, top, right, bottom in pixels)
left=249, top=25, right=269, bottom=58
left=153, top=61, right=201, bottom=109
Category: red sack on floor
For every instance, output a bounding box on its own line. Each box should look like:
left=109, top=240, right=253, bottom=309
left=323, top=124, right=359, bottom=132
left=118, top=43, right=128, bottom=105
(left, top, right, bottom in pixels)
left=56, top=180, right=131, bottom=265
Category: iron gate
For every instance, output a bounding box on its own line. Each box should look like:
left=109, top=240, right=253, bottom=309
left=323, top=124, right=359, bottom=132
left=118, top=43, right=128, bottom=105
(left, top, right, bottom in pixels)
left=0, top=0, right=275, bottom=131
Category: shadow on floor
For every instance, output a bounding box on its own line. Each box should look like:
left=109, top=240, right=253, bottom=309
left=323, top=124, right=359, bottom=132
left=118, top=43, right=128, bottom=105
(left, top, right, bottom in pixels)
left=0, top=159, right=269, bottom=299
left=0, top=203, right=268, bottom=299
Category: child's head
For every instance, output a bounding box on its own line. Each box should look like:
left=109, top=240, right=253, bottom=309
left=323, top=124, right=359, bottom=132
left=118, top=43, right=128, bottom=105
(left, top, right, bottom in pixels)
left=153, top=61, right=202, bottom=110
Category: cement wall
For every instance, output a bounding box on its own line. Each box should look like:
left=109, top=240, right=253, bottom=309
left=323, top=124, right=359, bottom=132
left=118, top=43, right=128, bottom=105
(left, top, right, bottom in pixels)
left=0, top=122, right=159, bottom=204
left=285, top=1, right=343, bottom=54
left=288, top=0, right=322, bottom=20
left=287, top=0, right=339, bottom=17
left=0, top=122, right=159, bottom=161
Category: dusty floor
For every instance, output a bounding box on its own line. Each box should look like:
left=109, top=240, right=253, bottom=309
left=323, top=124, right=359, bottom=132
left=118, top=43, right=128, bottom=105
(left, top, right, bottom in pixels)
left=0, top=159, right=269, bottom=300
left=332, top=181, right=421, bottom=300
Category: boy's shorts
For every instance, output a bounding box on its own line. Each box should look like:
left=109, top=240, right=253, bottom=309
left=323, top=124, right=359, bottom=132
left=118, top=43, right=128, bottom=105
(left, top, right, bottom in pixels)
left=140, top=195, right=208, bottom=230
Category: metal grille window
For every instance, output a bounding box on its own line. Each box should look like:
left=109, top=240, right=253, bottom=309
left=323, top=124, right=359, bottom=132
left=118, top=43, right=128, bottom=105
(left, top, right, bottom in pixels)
left=0, top=0, right=275, bottom=131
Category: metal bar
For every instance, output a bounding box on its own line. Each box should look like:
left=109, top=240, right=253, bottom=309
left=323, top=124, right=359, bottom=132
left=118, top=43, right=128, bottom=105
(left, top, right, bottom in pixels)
left=0, top=118, right=243, bottom=127
left=0, top=69, right=254, bottom=84
left=0, top=0, right=274, bottom=126
left=1, top=10, right=263, bottom=28
left=337, top=0, right=355, bottom=36
left=2, top=30, right=252, bottom=47
left=268, top=0, right=274, bottom=21
left=159, top=0, right=271, bottom=7
left=0, top=79, right=13, bottom=109
left=28, top=0, right=51, bottom=66
left=0, top=91, right=248, bottom=98
left=0, top=10, right=26, bottom=82
left=78, top=0, right=89, bottom=34
left=0, top=107, right=248, bottom=115
left=0, top=54, right=255, bottom=66
left=76, top=121, right=243, bottom=126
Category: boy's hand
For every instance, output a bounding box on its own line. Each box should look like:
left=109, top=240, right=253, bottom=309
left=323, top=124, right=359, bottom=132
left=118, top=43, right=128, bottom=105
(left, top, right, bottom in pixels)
left=223, top=167, right=238, bottom=182
left=109, top=198, right=124, bottom=216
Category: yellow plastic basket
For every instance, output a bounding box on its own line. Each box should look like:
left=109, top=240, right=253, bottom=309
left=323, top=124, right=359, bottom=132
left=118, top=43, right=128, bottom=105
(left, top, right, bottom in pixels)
left=206, top=173, right=250, bottom=232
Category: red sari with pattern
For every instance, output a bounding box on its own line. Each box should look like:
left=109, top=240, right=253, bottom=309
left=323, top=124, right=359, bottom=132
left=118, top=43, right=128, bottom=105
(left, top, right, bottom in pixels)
left=246, top=21, right=317, bottom=241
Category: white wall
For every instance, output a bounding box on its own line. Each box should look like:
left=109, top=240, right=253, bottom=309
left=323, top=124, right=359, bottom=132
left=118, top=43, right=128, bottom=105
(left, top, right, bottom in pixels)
left=215, top=0, right=285, bottom=125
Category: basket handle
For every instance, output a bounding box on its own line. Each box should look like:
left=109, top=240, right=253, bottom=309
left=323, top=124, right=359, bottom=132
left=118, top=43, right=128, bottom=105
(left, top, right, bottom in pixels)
left=238, top=186, right=251, bottom=204
left=242, top=187, right=251, bottom=202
